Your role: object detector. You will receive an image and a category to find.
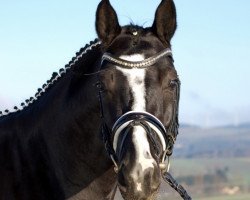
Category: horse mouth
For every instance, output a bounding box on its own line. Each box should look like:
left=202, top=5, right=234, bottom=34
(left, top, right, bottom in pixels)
left=118, top=184, right=160, bottom=200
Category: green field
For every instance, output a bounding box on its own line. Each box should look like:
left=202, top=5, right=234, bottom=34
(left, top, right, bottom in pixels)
left=198, top=193, right=250, bottom=200
left=116, top=189, right=250, bottom=200
left=164, top=157, right=250, bottom=199
left=170, top=157, right=250, bottom=185
left=167, top=194, right=250, bottom=200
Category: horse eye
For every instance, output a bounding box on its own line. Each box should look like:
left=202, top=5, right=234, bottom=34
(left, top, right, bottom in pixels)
left=95, top=82, right=106, bottom=91
left=169, top=80, right=177, bottom=87
left=168, top=55, right=174, bottom=63
left=95, top=82, right=102, bottom=89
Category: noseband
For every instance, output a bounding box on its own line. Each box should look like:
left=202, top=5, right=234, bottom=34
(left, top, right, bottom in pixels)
left=112, top=111, right=167, bottom=169
left=97, top=48, right=191, bottom=200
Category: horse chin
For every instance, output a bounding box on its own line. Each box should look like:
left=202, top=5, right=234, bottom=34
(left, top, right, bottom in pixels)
left=119, top=191, right=159, bottom=200
left=118, top=184, right=160, bottom=200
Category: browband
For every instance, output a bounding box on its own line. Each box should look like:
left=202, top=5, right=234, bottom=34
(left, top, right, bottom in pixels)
left=102, top=48, right=172, bottom=69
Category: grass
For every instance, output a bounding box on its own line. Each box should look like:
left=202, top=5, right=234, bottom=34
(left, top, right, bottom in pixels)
left=170, top=157, right=250, bottom=185
left=158, top=193, right=250, bottom=200
left=166, top=157, right=250, bottom=199
left=198, top=193, right=250, bottom=200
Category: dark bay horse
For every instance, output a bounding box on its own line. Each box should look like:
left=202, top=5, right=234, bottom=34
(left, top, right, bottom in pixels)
left=0, top=0, right=185, bottom=199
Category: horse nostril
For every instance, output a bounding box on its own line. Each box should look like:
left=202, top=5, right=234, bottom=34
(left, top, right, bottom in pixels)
left=119, top=185, right=127, bottom=193
left=143, top=150, right=151, bottom=158
left=146, top=167, right=161, bottom=190
left=118, top=163, right=130, bottom=188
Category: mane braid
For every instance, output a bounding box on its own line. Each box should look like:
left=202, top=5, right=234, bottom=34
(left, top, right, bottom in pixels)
left=0, top=39, right=101, bottom=118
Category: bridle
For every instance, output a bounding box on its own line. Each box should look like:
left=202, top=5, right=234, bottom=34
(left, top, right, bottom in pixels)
left=99, top=48, right=178, bottom=164
left=96, top=48, right=192, bottom=200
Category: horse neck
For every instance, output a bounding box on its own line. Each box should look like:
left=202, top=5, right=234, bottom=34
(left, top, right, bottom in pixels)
left=0, top=63, right=114, bottom=198
left=39, top=71, right=114, bottom=197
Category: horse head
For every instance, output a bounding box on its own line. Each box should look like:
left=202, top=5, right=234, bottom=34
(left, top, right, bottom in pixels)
left=96, top=0, right=179, bottom=199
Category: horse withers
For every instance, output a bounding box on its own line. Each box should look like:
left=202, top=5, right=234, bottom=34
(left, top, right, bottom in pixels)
left=0, top=0, right=182, bottom=199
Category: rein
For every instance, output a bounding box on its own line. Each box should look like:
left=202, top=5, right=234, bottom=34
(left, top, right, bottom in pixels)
left=96, top=48, right=192, bottom=200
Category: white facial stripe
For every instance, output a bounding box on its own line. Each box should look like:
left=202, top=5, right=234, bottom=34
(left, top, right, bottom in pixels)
left=118, top=55, right=146, bottom=111
left=131, top=126, right=155, bottom=172
left=115, top=54, right=156, bottom=180
left=136, top=182, right=142, bottom=192
left=113, top=55, right=146, bottom=152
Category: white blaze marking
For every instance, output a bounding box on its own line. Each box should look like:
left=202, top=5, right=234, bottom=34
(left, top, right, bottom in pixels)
left=115, top=54, right=156, bottom=183
left=136, top=182, right=142, bottom=192
left=117, top=54, right=146, bottom=111
left=132, top=126, right=155, bottom=180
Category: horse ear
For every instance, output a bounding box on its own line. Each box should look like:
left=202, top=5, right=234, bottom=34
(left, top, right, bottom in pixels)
left=96, top=0, right=121, bottom=46
left=152, top=0, right=177, bottom=45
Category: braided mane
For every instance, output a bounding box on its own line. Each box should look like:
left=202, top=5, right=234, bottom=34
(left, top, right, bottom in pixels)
left=0, top=39, right=101, bottom=118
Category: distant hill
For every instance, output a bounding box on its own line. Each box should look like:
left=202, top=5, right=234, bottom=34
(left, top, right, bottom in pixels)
left=179, top=123, right=200, bottom=128
left=215, top=122, right=250, bottom=129
left=238, top=122, right=250, bottom=128
left=174, top=124, right=250, bottom=158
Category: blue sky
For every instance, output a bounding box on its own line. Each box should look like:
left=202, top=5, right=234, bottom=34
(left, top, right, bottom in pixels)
left=0, top=0, right=249, bottom=127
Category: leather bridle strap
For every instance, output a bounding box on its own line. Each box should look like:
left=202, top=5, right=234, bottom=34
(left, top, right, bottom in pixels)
left=164, top=78, right=181, bottom=156
left=162, top=172, right=192, bottom=200
left=114, top=119, right=161, bottom=163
